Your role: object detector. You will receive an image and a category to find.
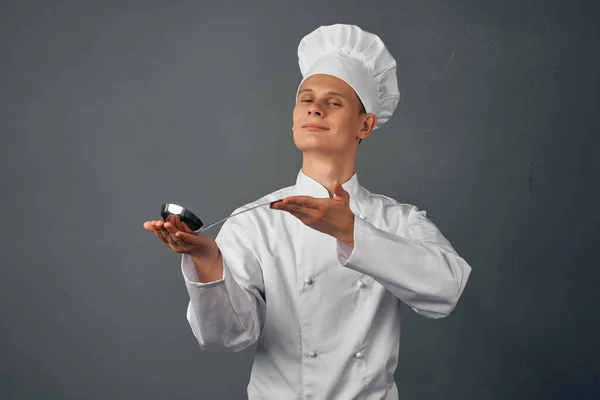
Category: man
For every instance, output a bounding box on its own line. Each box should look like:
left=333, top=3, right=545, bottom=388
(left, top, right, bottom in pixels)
left=144, top=24, right=471, bottom=400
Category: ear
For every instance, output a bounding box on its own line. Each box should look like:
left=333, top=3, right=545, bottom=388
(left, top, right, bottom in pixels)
left=357, top=113, right=377, bottom=140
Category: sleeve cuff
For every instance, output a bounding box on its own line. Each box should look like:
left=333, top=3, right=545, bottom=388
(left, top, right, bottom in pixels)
left=336, top=239, right=354, bottom=265
left=181, top=254, right=225, bottom=287
left=337, top=215, right=378, bottom=267
left=336, top=215, right=365, bottom=265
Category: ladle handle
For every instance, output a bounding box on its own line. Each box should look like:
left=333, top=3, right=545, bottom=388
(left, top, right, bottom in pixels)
left=196, top=200, right=279, bottom=233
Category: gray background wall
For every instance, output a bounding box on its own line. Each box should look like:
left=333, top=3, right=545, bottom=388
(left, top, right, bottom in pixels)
left=1, top=0, right=598, bottom=399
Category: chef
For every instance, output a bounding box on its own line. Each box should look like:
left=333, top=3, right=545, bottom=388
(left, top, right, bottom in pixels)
left=144, top=23, right=472, bottom=400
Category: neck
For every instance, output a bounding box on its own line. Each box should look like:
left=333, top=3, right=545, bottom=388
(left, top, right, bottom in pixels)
left=301, top=152, right=357, bottom=197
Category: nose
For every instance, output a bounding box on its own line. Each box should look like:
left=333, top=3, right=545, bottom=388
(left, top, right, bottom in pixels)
left=308, top=102, right=323, bottom=117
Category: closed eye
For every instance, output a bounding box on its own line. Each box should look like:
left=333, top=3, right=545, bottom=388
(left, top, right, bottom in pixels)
left=300, top=99, right=341, bottom=106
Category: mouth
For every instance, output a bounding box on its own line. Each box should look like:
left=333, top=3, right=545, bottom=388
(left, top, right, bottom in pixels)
left=302, top=124, right=329, bottom=131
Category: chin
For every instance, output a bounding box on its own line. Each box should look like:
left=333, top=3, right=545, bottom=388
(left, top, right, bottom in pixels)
left=295, top=141, right=342, bottom=155
left=293, top=134, right=323, bottom=151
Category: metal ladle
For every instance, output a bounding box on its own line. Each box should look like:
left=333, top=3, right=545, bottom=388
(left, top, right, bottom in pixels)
left=161, top=200, right=280, bottom=233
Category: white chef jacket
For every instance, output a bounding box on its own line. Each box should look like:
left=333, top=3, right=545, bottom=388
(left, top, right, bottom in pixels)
left=181, top=169, right=471, bottom=400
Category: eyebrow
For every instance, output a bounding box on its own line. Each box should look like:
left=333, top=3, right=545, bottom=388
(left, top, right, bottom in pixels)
left=298, top=88, right=349, bottom=99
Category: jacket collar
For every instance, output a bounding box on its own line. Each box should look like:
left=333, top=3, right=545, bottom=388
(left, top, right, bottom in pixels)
left=294, top=168, right=361, bottom=199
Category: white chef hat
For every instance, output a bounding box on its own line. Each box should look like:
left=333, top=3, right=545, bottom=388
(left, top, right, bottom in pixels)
left=296, top=24, right=400, bottom=130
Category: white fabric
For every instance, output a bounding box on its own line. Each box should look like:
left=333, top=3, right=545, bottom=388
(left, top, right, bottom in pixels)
left=296, top=24, right=400, bottom=130
left=181, top=169, right=472, bottom=400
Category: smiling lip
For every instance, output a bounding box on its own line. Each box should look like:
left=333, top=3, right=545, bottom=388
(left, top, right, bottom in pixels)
left=303, top=124, right=329, bottom=130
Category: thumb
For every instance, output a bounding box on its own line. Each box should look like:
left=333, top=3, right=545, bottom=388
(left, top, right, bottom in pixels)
left=333, top=180, right=347, bottom=199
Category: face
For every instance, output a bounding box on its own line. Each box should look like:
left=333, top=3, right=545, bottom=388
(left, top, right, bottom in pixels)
left=292, top=74, right=376, bottom=155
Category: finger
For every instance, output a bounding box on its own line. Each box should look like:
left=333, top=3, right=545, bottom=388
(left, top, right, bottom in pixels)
left=271, top=201, right=288, bottom=210
left=284, top=205, right=318, bottom=219
left=281, top=196, right=306, bottom=205
left=174, top=215, right=193, bottom=234
left=279, top=203, right=306, bottom=214
left=154, top=227, right=172, bottom=247
left=164, top=220, right=180, bottom=235
left=150, top=220, right=165, bottom=234
left=157, top=222, right=174, bottom=240
left=171, top=215, right=184, bottom=231
left=270, top=200, right=284, bottom=209
left=144, top=221, right=158, bottom=231
left=165, top=220, right=196, bottom=249
left=166, top=215, right=183, bottom=234
left=163, top=221, right=184, bottom=243
left=333, top=180, right=348, bottom=199
left=152, top=221, right=179, bottom=246
left=333, top=180, right=342, bottom=197
left=157, top=217, right=178, bottom=239
left=149, top=220, right=168, bottom=231
left=173, top=230, right=199, bottom=245
left=159, top=228, right=188, bottom=252
left=282, top=196, right=323, bottom=209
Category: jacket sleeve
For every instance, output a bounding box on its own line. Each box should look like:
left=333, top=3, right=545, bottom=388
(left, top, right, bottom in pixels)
left=181, top=212, right=265, bottom=352
left=337, top=206, right=472, bottom=319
